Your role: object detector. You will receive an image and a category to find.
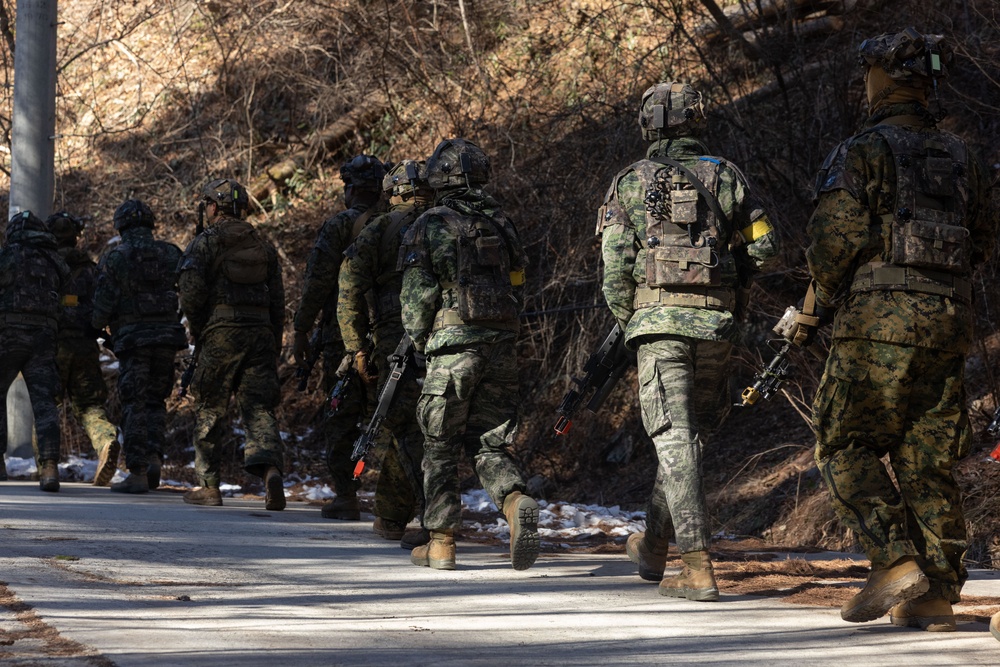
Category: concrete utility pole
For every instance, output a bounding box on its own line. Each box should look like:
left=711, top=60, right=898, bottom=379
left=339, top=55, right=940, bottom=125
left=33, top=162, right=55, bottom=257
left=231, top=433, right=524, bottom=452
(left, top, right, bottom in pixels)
left=6, top=0, right=58, bottom=459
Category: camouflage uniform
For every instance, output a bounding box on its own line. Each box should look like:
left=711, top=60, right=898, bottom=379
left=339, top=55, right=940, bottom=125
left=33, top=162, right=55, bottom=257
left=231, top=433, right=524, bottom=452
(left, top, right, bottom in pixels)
left=0, top=214, right=69, bottom=467
left=338, top=200, right=429, bottom=524
left=178, top=214, right=285, bottom=486
left=808, top=101, right=994, bottom=603
left=92, top=225, right=187, bottom=475
left=295, top=204, right=374, bottom=498
left=400, top=190, right=529, bottom=532
left=55, top=245, right=117, bottom=460
left=599, top=136, right=779, bottom=554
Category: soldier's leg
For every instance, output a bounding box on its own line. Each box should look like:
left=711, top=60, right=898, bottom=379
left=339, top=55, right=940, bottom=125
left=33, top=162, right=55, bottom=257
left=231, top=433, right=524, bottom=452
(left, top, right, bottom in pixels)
left=418, top=350, right=472, bottom=533
left=235, top=333, right=283, bottom=478
left=813, top=339, right=918, bottom=569
left=321, top=341, right=363, bottom=499
left=190, top=330, right=241, bottom=490
left=116, top=348, right=154, bottom=475
left=143, top=345, right=177, bottom=488
left=0, top=346, right=32, bottom=461
left=894, top=348, right=969, bottom=603
left=371, top=338, right=419, bottom=529
left=63, top=341, right=118, bottom=457
left=23, top=334, right=62, bottom=466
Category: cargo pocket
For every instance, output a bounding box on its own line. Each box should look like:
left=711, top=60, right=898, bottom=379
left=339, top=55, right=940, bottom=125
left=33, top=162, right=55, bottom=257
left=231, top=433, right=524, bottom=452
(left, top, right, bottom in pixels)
left=637, top=356, right=670, bottom=438
left=417, top=368, right=451, bottom=440
left=813, top=353, right=870, bottom=458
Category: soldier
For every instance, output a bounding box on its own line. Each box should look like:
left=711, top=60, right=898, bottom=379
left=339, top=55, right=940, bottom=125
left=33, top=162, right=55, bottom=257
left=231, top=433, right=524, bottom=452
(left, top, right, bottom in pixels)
left=599, top=83, right=779, bottom=600
left=92, top=200, right=187, bottom=493
left=337, top=160, right=432, bottom=548
left=46, top=211, right=120, bottom=486
left=0, top=211, right=70, bottom=491
left=803, top=30, right=994, bottom=631
left=178, top=179, right=286, bottom=510
left=399, top=138, right=540, bottom=571
left=292, top=155, right=386, bottom=520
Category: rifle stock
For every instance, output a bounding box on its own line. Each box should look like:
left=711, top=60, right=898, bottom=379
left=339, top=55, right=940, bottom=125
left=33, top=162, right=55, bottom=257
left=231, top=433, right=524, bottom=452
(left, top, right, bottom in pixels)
left=554, top=323, right=632, bottom=435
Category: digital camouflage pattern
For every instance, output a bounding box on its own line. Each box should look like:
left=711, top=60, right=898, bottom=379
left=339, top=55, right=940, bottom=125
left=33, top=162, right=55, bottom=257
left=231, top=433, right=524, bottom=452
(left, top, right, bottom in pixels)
left=400, top=188, right=529, bottom=532
left=599, top=137, right=779, bottom=346
left=338, top=201, right=429, bottom=521
left=0, top=218, right=69, bottom=463
left=637, top=337, right=732, bottom=553
left=55, top=246, right=117, bottom=456
left=93, top=225, right=186, bottom=473
left=178, top=215, right=285, bottom=483
left=808, top=102, right=995, bottom=602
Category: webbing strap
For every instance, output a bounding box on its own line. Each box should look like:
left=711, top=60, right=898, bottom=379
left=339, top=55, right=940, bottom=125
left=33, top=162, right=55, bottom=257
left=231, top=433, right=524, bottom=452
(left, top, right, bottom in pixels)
left=633, top=285, right=735, bottom=311
left=851, top=262, right=972, bottom=303
left=432, top=309, right=519, bottom=332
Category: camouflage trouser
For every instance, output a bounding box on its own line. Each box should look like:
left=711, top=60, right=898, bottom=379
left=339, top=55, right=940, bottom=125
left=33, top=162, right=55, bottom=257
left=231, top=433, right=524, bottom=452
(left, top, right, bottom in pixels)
left=637, top=335, right=732, bottom=554
left=418, top=340, right=526, bottom=532
left=192, top=326, right=283, bottom=486
left=56, top=338, right=117, bottom=456
left=117, top=345, right=177, bottom=473
left=0, top=326, right=61, bottom=462
left=321, top=337, right=368, bottom=497
left=813, top=338, right=969, bottom=602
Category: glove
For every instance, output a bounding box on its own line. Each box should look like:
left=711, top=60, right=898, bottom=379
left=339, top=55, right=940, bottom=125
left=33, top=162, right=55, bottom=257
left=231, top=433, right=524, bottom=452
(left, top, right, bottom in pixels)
left=355, top=350, right=379, bottom=385
left=336, top=352, right=354, bottom=378
left=292, top=331, right=311, bottom=367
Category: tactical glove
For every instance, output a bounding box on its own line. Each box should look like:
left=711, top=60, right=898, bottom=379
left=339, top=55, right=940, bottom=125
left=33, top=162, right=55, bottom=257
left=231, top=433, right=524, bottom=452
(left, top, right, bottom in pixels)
left=336, top=352, right=354, bottom=378
left=292, top=331, right=311, bottom=367
left=355, top=350, right=379, bottom=385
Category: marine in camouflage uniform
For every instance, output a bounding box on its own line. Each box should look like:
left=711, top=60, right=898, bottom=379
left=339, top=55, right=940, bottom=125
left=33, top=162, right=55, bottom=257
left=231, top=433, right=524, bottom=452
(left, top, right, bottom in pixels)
left=179, top=179, right=287, bottom=511
left=599, top=83, right=778, bottom=599
left=46, top=212, right=120, bottom=487
left=806, top=31, right=995, bottom=629
left=400, top=138, right=540, bottom=571
left=292, top=155, right=386, bottom=520
left=337, top=159, right=431, bottom=545
left=0, top=211, right=70, bottom=491
left=92, top=200, right=187, bottom=494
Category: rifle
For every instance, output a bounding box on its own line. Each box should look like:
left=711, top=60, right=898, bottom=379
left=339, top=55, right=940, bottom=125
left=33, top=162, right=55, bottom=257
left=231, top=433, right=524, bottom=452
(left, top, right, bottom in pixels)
left=554, top=322, right=632, bottom=435
left=326, top=368, right=355, bottom=417
left=351, top=334, right=414, bottom=479
left=294, top=328, right=323, bottom=392
left=177, top=345, right=200, bottom=398
left=739, top=340, right=791, bottom=407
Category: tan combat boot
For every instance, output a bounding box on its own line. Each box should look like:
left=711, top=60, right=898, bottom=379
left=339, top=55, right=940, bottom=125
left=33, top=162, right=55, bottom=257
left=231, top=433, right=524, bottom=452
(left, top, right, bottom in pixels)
left=93, top=440, right=121, bottom=487
left=626, top=531, right=668, bottom=582
left=321, top=494, right=360, bottom=520
left=400, top=527, right=430, bottom=551
left=658, top=550, right=719, bottom=601
left=502, top=491, right=540, bottom=571
left=110, top=472, right=150, bottom=494
left=990, top=611, right=1000, bottom=642
left=889, top=597, right=956, bottom=632
left=841, top=556, right=929, bottom=623
left=264, top=466, right=286, bottom=511
left=38, top=460, right=60, bottom=492
left=183, top=486, right=223, bottom=506
left=411, top=530, right=456, bottom=570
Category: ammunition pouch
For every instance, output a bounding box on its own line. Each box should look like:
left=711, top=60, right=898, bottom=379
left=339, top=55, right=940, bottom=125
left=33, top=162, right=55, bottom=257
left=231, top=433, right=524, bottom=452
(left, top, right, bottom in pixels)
left=850, top=262, right=972, bottom=303
left=431, top=308, right=519, bottom=333
left=633, top=285, right=736, bottom=312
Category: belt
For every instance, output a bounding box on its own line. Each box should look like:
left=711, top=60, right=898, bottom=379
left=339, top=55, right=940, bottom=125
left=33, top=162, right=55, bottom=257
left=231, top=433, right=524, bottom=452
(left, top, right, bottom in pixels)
left=212, top=304, right=271, bottom=321
left=633, top=285, right=736, bottom=311
left=115, top=313, right=179, bottom=326
left=850, top=262, right=972, bottom=303
left=432, top=309, right=519, bottom=333
left=0, top=312, right=58, bottom=329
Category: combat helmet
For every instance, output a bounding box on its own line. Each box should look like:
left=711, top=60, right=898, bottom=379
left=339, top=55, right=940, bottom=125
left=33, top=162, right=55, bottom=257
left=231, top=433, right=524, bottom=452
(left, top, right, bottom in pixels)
left=201, top=178, right=250, bottom=218
left=7, top=210, right=47, bottom=236
left=340, top=155, right=387, bottom=191
left=639, top=82, right=706, bottom=141
left=424, top=138, right=490, bottom=190
left=113, top=199, right=155, bottom=231
left=382, top=159, right=427, bottom=198
left=858, top=28, right=951, bottom=85
left=45, top=211, right=85, bottom=247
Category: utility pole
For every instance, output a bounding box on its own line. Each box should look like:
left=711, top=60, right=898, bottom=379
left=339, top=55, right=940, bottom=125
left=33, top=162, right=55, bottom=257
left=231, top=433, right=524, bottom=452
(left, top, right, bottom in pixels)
left=6, top=0, right=58, bottom=460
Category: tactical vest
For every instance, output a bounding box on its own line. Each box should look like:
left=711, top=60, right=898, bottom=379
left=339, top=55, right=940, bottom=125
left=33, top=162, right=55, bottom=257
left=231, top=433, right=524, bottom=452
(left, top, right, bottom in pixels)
left=115, top=241, right=180, bottom=326
left=371, top=208, right=420, bottom=321
left=849, top=123, right=973, bottom=302
left=0, top=244, right=63, bottom=323
left=59, top=250, right=97, bottom=333
left=210, top=221, right=271, bottom=312
left=600, top=157, right=737, bottom=312
left=402, top=207, right=522, bottom=330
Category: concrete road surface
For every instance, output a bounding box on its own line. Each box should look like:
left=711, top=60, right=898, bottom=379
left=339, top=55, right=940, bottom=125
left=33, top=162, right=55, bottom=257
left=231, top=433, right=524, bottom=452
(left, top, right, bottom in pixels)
left=2, top=481, right=998, bottom=666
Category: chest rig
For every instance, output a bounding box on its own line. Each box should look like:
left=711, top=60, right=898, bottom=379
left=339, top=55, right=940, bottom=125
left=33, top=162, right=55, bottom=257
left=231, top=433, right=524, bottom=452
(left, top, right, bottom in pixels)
left=850, top=122, right=973, bottom=302
left=1, top=244, right=63, bottom=322
left=117, top=242, right=179, bottom=324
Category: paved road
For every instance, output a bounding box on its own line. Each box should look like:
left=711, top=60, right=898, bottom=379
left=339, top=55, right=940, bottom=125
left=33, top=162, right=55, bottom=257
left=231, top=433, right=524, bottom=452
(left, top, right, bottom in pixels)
left=1, top=481, right=998, bottom=666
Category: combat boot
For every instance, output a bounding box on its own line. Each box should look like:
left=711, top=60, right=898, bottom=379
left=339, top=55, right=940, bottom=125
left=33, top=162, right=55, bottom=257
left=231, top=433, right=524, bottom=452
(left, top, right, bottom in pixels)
left=502, top=491, right=540, bottom=571
left=0, top=461, right=7, bottom=481
left=990, top=611, right=1000, bottom=642
left=841, top=556, right=929, bottom=623
left=411, top=530, right=456, bottom=570
left=264, top=466, right=286, bottom=511
left=38, top=460, right=60, bottom=492
left=373, top=517, right=406, bottom=540
left=183, top=486, right=223, bottom=506
left=93, top=440, right=121, bottom=487
left=147, top=453, right=162, bottom=490
left=658, top=550, right=719, bottom=601
left=626, top=531, right=669, bottom=582
left=321, top=494, right=360, bottom=520
left=110, top=472, right=150, bottom=494
left=401, top=527, right=430, bottom=551
left=889, top=597, right=955, bottom=632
